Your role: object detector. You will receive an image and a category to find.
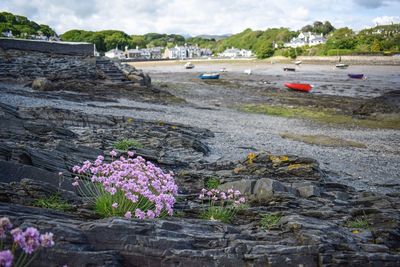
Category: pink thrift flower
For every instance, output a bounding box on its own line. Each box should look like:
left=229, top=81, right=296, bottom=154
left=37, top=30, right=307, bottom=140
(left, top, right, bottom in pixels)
left=128, top=151, right=134, bottom=157
left=110, top=150, right=117, bottom=157
left=124, top=211, right=132, bottom=219
left=135, top=209, right=146, bottom=220
left=17, top=227, right=41, bottom=254
left=72, top=181, right=79, bottom=187
left=112, top=202, right=118, bottom=209
left=0, top=250, right=13, bottom=267
left=58, top=172, right=63, bottom=176
left=146, top=210, right=155, bottom=219
left=40, top=232, right=55, bottom=248
left=0, top=217, right=12, bottom=239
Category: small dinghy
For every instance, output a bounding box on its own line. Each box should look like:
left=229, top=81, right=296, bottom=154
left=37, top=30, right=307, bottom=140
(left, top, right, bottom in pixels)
left=184, top=62, right=195, bottom=69
left=348, top=73, right=364, bottom=79
left=283, top=67, right=296, bottom=72
left=244, top=69, right=252, bottom=75
left=294, top=60, right=302, bottom=65
left=284, top=83, right=312, bottom=92
left=199, top=73, right=220, bottom=79
left=336, top=63, right=349, bottom=69
left=219, top=67, right=227, bottom=72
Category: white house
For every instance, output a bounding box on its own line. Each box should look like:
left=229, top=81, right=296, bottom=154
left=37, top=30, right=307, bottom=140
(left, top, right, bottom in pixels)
left=105, top=47, right=125, bottom=59
left=220, top=47, right=253, bottom=58
left=285, top=32, right=326, bottom=48
left=2, top=30, right=13, bottom=38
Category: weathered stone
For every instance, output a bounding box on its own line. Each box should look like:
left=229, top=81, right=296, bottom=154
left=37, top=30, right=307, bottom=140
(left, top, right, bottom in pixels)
left=253, top=178, right=286, bottom=198
left=218, top=179, right=255, bottom=194
left=297, top=185, right=321, bottom=198
left=32, top=77, right=53, bottom=91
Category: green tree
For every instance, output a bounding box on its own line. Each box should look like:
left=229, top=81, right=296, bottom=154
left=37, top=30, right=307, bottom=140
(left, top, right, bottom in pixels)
left=256, top=42, right=275, bottom=59
left=370, top=39, right=382, bottom=52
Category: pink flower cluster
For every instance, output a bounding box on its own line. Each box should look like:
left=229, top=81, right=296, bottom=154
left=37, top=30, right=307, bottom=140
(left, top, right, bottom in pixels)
left=72, top=150, right=178, bottom=219
left=0, top=217, right=55, bottom=267
left=199, top=188, right=246, bottom=206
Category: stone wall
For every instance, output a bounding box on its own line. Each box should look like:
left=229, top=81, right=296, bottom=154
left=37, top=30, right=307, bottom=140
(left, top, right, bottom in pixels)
left=0, top=38, right=96, bottom=81
left=297, top=55, right=400, bottom=65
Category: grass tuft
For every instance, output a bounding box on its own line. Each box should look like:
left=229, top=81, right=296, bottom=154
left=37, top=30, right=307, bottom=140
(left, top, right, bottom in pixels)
left=33, top=194, right=72, bottom=212
left=346, top=218, right=370, bottom=229
left=260, top=213, right=282, bottom=230
left=113, top=138, right=143, bottom=151
left=205, top=177, right=221, bottom=189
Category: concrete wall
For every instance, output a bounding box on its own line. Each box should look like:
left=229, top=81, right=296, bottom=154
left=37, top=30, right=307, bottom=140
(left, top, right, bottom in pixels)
left=0, top=38, right=94, bottom=56
left=0, top=38, right=96, bottom=81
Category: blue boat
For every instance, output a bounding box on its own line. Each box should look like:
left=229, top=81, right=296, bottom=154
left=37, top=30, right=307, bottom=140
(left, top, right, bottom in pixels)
left=348, top=74, right=364, bottom=79
left=199, top=73, right=220, bottom=79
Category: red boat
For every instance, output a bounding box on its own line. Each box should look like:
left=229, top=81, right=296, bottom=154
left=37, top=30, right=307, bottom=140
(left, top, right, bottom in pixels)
left=284, top=83, right=312, bottom=92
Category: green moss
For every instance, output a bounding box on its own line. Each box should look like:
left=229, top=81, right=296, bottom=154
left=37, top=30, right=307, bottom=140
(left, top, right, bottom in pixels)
left=240, top=104, right=400, bottom=129
left=113, top=138, right=143, bottom=151
left=33, top=194, right=72, bottom=212
left=280, top=132, right=366, bottom=148
left=205, top=177, right=221, bottom=189
left=260, top=213, right=282, bottom=230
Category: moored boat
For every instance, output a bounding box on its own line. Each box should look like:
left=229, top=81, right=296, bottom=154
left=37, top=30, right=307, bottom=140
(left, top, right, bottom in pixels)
left=284, top=83, right=312, bottom=92
left=244, top=69, right=252, bottom=75
left=199, top=73, right=220, bottom=79
left=283, top=67, right=296, bottom=72
left=348, top=73, right=364, bottom=79
left=294, top=60, right=302, bottom=65
left=336, top=63, right=349, bottom=69
left=184, top=62, right=195, bottom=69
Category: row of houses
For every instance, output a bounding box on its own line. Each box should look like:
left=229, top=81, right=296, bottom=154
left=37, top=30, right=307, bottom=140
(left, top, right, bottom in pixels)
left=105, top=44, right=213, bottom=60
left=163, top=44, right=213, bottom=59
left=103, top=31, right=328, bottom=59
left=1, top=30, right=60, bottom=41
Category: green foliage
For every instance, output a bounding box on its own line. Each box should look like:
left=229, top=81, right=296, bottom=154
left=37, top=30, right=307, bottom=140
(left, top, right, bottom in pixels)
left=0, top=11, right=56, bottom=37
left=301, top=21, right=335, bottom=35
left=326, top=49, right=354, bottom=56
left=256, top=42, right=275, bottom=59
left=346, top=218, right=370, bottom=229
left=33, top=194, right=72, bottom=211
left=95, top=188, right=156, bottom=218
left=201, top=206, right=237, bottom=223
left=370, top=39, right=382, bottom=52
left=260, top=213, right=282, bottom=230
left=113, top=139, right=143, bottom=150
left=205, top=177, right=220, bottom=189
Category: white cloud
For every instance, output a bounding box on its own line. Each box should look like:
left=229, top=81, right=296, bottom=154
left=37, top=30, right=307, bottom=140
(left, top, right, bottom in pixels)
left=1, top=0, right=400, bottom=35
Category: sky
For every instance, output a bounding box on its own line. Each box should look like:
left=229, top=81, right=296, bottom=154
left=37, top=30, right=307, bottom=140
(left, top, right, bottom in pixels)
left=1, top=0, right=400, bottom=35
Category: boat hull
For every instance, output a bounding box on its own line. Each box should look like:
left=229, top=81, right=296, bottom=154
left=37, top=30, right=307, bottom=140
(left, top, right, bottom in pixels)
left=336, top=64, right=349, bottom=69
left=284, top=83, right=312, bottom=92
left=199, top=74, right=220, bottom=79
left=283, top=67, right=296, bottom=72
left=348, top=74, right=364, bottom=79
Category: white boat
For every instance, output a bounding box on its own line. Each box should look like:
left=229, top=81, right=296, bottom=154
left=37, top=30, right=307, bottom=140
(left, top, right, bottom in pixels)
left=294, top=60, right=302, bottom=65
left=219, top=67, right=227, bottom=72
left=184, top=62, right=195, bottom=69
left=244, top=69, right=252, bottom=75
left=336, top=63, right=349, bottom=69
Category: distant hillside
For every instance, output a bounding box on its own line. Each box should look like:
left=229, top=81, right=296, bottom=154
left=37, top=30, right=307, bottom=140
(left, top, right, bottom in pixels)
left=0, top=11, right=56, bottom=37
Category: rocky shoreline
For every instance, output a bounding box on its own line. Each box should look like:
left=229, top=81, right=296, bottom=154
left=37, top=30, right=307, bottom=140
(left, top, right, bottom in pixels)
left=0, top=41, right=399, bottom=266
